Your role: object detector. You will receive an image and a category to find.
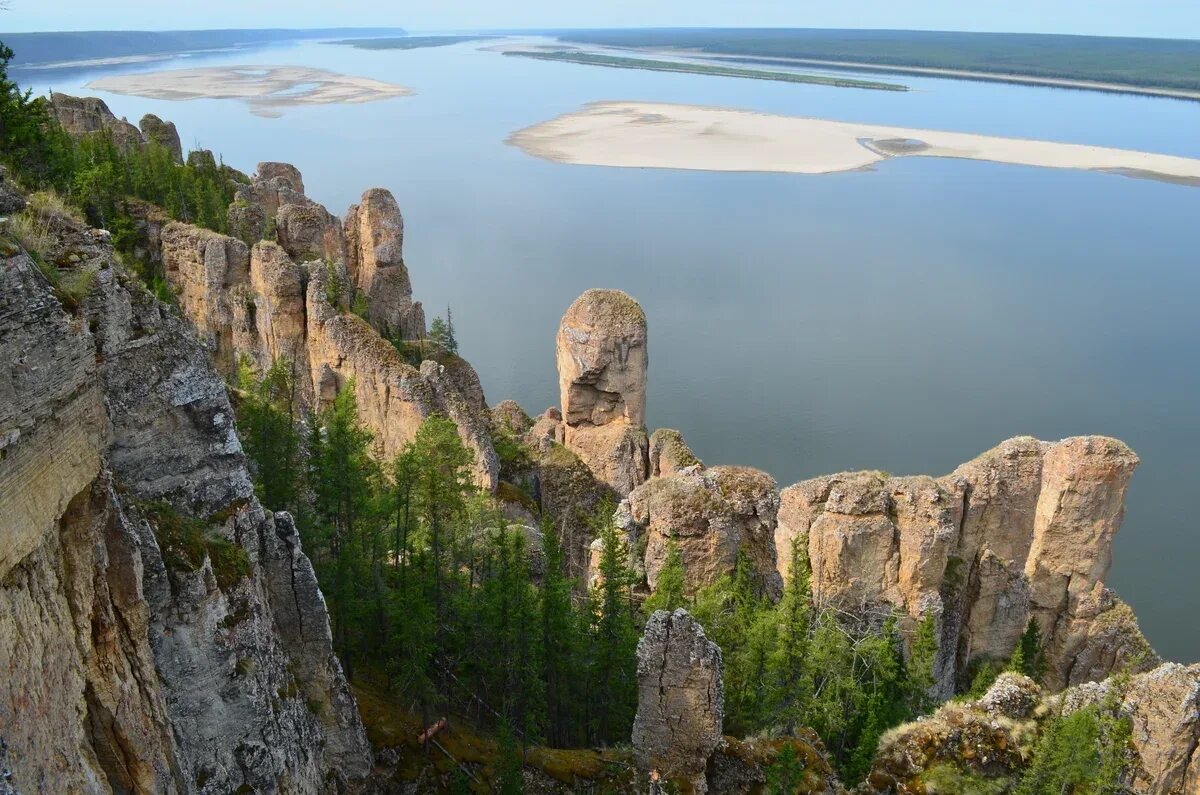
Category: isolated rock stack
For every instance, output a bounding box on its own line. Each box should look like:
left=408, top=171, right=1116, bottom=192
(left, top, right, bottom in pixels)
left=633, top=609, right=725, bottom=793
left=344, top=188, right=426, bottom=339
left=556, top=288, right=650, bottom=495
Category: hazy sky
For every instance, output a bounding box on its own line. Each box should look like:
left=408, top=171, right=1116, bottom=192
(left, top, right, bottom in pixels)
left=2, top=0, right=1199, bottom=39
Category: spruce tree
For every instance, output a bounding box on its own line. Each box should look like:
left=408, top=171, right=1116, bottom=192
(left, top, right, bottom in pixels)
left=643, top=538, right=688, bottom=614
left=587, top=500, right=639, bottom=744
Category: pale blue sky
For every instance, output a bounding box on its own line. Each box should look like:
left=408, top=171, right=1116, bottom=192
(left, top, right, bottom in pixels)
left=2, top=0, right=1199, bottom=39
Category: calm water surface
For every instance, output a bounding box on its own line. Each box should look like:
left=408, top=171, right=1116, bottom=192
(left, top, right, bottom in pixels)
left=19, top=39, right=1200, bottom=661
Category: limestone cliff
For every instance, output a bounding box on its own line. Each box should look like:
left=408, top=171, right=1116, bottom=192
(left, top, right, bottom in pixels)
left=155, top=164, right=498, bottom=490
left=620, top=464, right=784, bottom=600
left=0, top=208, right=370, bottom=792
left=777, top=436, right=1155, bottom=696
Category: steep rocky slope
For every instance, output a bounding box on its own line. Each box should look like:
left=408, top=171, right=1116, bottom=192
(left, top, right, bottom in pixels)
left=0, top=206, right=369, bottom=793
left=154, top=163, right=498, bottom=491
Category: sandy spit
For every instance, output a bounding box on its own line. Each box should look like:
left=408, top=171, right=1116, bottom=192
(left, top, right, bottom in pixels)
left=508, top=101, right=1200, bottom=186
left=88, top=66, right=412, bottom=117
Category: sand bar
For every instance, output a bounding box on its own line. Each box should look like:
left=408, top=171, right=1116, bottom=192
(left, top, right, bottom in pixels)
left=508, top=101, right=1200, bottom=186
left=88, top=66, right=412, bottom=118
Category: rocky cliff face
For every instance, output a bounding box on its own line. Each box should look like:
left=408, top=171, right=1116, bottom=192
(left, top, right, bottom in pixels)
left=777, top=436, right=1155, bottom=696
left=0, top=208, right=370, bottom=792
left=620, top=464, right=784, bottom=600
left=50, top=93, right=182, bottom=161
left=155, top=163, right=498, bottom=490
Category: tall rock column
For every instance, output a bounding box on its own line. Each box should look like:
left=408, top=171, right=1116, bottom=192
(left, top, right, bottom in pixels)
left=344, top=188, right=426, bottom=339
left=1025, top=436, right=1141, bottom=689
left=556, top=289, right=649, bottom=495
left=633, top=609, right=724, bottom=794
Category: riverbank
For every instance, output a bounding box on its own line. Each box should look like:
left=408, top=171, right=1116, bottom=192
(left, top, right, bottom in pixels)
left=508, top=100, right=1200, bottom=185
left=706, top=54, right=1200, bottom=103
left=503, top=50, right=908, bottom=91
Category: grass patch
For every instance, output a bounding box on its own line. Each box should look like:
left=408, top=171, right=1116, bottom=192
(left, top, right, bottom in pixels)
left=352, top=679, right=636, bottom=790
left=141, top=501, right=252, bottom=591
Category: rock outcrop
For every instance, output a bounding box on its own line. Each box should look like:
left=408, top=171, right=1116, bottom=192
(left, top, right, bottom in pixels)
left=649, top=428, right=702, bottom=477
left=867, top=663, right=1200, bottom=795
left=556, top=289, right=649, bottom=495
left=139, top=113, right=183, bottom=162
left=48, top=92, right=145, bottom=150
left=344, top=188, right=425, bottom=339
left=632, top=609, right=724, bottom=794
left=622, top=465, right=784, bottom=600
left=777, top=436, right=1155, bottom=697
left=0, top=210, right=370, bottom=792
left=153, top=162, right=499, bottom=490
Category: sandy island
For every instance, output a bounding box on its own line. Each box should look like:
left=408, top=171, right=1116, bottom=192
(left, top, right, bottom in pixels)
left=88, top=66, right=412, bottom=118
left=508, top=101, right=1200, bottom=186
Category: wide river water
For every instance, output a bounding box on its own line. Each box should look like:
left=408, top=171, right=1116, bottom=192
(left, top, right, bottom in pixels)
left=17, top=37, right=1200, bottom=661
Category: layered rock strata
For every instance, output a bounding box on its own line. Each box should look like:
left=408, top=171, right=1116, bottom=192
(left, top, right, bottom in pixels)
left=0, top=211, right=370, bottom=792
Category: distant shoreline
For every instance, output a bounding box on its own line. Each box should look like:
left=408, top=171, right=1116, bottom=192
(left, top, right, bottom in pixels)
left=508, top=100, right=1200, bottom=186
left=503, top=49, right=908, bottom=92
left=703, top=54, right=1200, bottom=103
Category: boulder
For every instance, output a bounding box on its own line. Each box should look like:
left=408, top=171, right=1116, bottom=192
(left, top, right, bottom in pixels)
left=275, top=200, right=345, bottom=263
left=0, top=166, right=26, bottom=215
left=632, top=609, right=724, bottom=793
left=491, top=399, right=532, bottom=435
left=256, top=161, right=306, bottom=194
left=556, top=289, right=649, bottom=494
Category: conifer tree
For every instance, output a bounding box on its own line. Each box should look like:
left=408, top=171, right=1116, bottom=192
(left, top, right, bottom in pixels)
left=587, top=499, right=639, bottom=744
left=643, top=538, right=688, bottom=614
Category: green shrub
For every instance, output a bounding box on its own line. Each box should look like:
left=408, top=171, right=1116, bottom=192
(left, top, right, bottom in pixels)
left=142, top=501, right=251, bottom=591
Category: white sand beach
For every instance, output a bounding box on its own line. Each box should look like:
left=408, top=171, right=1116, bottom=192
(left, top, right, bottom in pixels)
left=508, top=101, right=1200, bottom=185
left=88, top=66, right=412, bottom=118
